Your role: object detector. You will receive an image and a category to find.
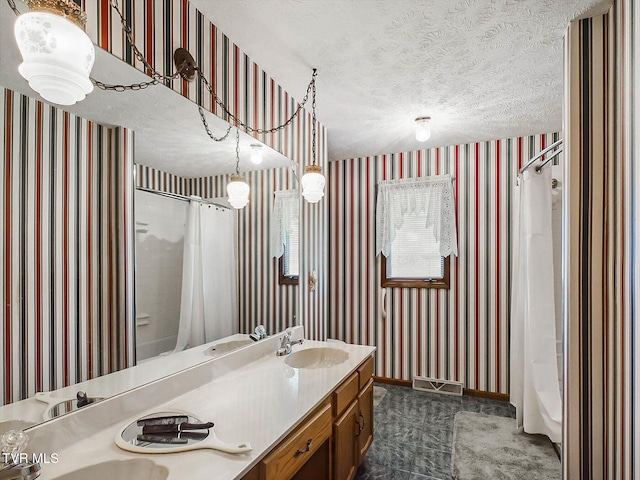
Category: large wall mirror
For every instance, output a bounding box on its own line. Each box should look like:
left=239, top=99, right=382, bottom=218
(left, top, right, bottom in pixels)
left=0, top=0, right=300, bottom=432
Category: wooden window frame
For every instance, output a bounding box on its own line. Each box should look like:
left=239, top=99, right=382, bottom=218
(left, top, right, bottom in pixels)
left=381, top=255, right=450, bottom=289
left=279, top=256, right=298, bottom=285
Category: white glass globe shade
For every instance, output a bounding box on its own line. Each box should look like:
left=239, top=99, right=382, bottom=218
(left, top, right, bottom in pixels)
left=415, top=117, right=431, bottom=142
left=15, top=11, right=95, bottom=106
left=301, top=170, right=325, bottom=204
left=227, top=177, right=250, bottom=209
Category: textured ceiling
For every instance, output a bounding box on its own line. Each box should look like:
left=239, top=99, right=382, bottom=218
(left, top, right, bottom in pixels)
left=0, top=0, right=612, bottom=171
left=191, top=0, right=611, bottom=160
left=0, top=0, right=290, bottom=178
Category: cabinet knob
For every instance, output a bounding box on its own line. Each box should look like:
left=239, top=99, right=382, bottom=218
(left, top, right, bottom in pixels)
left=294, top=438, right=313, bottom=457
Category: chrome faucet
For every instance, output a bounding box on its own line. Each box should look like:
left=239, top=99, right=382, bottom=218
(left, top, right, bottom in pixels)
left=277, top=329, right=304, bottom=356
left=0, top=431, right=40, bottom=480
left=249, top=324, right=268, bottom=342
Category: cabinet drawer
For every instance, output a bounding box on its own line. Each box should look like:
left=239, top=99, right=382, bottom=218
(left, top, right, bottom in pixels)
left=333, top=372, right=359, bottom=418
left=358, top=355, right=374, bottom=390
left=261, top=403, right=332, bottom=480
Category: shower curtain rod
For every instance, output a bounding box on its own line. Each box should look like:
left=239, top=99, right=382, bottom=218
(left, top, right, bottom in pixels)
left=136, top=186, right=231, bottom=210
left=518, top=139, right=563, bottom=175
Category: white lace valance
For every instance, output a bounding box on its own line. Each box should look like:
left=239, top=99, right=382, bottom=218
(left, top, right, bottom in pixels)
left=270, top=190, right=299, bottom=258
left=376, top=174, right=458, bottom=257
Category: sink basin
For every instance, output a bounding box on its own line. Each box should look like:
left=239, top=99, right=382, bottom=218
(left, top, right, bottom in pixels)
left=204, top=339, right=253, bottom=357
left=51, top=459, right=168, bottom=480
left=284, top=347, right=349, bottom=369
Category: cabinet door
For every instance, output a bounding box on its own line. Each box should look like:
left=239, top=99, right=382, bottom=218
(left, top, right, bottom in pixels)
left=333, top=400, right=358, bottom=480
left=357, top=379, right=374, bottom=463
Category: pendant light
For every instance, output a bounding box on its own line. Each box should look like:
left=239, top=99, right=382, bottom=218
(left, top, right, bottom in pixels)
left=415, top=116, right=431, bottom=142
left=301, top=69, right=325, bottom=203
left=14, top=0, right=95, bottom=106
left=227, top=129, right=250, bottom=209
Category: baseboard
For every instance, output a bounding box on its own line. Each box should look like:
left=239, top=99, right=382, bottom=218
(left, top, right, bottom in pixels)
left=373, top=378, right=510, bottom=402
left=463, top=388, right=510, bottom=402
left=373, top=376, right=412, bottom=387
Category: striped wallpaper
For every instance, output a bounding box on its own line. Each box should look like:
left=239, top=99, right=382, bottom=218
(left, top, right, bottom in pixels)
left=1, top=87, right=135, bottom=406
left=328, top=133, right=561, bottom=394
left=564, top=1, right=638, bottom=477
left=87, top=0, right=328, bottom=341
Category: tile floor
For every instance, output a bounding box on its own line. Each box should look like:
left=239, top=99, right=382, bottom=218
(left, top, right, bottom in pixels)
left=355, top=383, right=515, bottom=480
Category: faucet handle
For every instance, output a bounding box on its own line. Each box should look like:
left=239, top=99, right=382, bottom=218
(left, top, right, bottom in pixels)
left=1, top=431, right=28, bottom=460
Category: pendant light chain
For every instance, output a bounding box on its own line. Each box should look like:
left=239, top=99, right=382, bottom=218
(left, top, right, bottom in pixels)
left=7, top=0, right=19, bottom=16
left=198, top=69, right=317, bottom=136
left=235, top=128, right=241, bottom=175
left=312, top=71, right=317, bottom=166
left=199, top=106, right=233, bottom=142
left=92, top=0, right=182, bottom=91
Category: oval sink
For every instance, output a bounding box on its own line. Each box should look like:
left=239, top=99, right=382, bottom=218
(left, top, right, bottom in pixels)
left=204, top=339, right=253, bottom=357
left=51, top=459, right=168, bottom=480
left=284, top=347, right=349, bottom=369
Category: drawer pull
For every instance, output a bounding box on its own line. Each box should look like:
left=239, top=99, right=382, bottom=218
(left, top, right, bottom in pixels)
left=359, top=413, right=366, bottom=431
left=294, top=439, right=313, bottom=457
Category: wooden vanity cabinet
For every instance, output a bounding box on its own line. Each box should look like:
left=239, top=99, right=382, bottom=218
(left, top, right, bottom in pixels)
left=333, top=355, right=375, bottom=480
left=241, top=354, right=375, bottom=480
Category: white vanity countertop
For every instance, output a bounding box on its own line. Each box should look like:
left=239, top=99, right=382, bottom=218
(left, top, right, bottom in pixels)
left=39, top=339, right=376, bottom=480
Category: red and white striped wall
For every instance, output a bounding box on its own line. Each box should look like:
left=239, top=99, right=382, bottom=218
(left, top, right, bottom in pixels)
left=0, top=87, right=135, bottom=406
left=564, top=1, right=638, bottom=477
left=328, top=133, right=561, bottom=394
left=88, top=0, right=328, bottom=341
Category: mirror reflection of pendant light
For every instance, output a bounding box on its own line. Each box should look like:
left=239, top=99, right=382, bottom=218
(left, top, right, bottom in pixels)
left=301, top=69, right=325, bottom=204
left=415, top=116, right=431, bottom=142
left=14, top=0, right=95, bottom=106
left=227, top=129, right=250, bottom=209
left=250, top=144, right=263, bottom=165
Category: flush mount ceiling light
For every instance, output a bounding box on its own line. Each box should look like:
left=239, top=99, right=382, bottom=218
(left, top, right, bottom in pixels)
left=226, top=129, right=250, bottom=209
left=14, top=0, right=95, bottom=106
left=250, top=144, right=263, bottom=165
left=415, top=116, right=432, bottom=142
left=301, top=71, right=325, bottom=204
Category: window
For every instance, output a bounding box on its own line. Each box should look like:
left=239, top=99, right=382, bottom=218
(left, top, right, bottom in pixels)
left=279, top=217, right=299, bottom=285
left=270, top=190, right=299, bottom=285
left=376, top=175, right=457, bottom=289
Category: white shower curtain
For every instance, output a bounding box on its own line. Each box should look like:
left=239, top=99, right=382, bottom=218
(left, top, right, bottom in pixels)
left=174, top=199, right=238, bottom=352
left=510, top=167, right=562, bottom=443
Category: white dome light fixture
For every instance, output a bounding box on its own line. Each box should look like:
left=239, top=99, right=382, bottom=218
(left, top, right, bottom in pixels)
left=227, top=174, right=250, bottom=209
left=301, top=69, right=325, bottom=204
left=415, top=116, right=431, bottom=142
left=14, top=0, right=95, bottom=106
left=301, top=164, right=325, bottom=203
left=226, top=129, right=250, bottom=209
left=250, top=144, right=263, bottom=165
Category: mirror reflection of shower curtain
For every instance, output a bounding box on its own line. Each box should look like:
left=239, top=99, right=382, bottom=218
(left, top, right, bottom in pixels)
left=174, top=199, right=238, bottom=352
left=510, top=167, right=562, bottom=443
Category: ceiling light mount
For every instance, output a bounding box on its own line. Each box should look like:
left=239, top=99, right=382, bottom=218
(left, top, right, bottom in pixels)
left=415, top=116, right=432, bottom=142
left=173, top=48, right=197, bottom=82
